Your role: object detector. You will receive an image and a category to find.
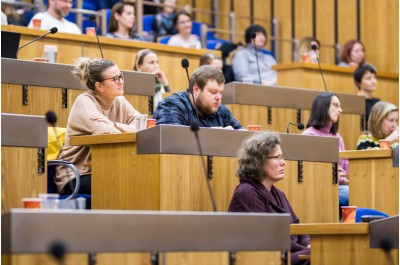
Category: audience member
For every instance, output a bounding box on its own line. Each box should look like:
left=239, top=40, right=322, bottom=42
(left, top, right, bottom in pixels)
left=229, top=132, right=310, bottom=265
left=357, top=101, right=398, bottom=150
left=55, top=57, right=141, bottom=195
left=151, top=0, right=177, bottom=38
left=354, top=64, right=380, bottom=129
left=167, top=11, right=201, bottom=49
left=199, top=52, right=223, bottom=72
left=153, top=65, right=242, bottom=129
left=338, top=39, right=370, bottom=68
left=28, top=0, right=81, bottom=34
left=105, top=1, right=144, bottom=41
left=301, top=93, right=349, bottom=210
left=232, top=24, right=277, bottom=85
left=218, top=42, right=242, bottom=83
left=298, top=36, right=320, bottom=63
left=133, top=49, right=171, bottom=112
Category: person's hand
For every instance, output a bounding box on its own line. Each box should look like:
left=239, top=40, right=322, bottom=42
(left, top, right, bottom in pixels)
left=90, top=112, right=114, bottom=126
left=385, top=126, right=399, bottom=143
left=152, top=69, right=168, bottom=86
left=307, top=245, right=310, bottom=248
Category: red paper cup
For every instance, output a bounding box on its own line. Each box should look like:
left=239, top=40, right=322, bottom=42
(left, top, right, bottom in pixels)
left=247, top=125, right=262, bottom=131
left=301, top=53, right=310, bottom=63
left=32, top=19, right=41, bottom=29
left=22, top=198, right=42, bottom=209
left=379, top=140, right=390, bottom=149
left=33, top=58, right=48, bottom=62
left=341, top=206, right=357, bottom=223
left=147, top=119, right=156, bottom=128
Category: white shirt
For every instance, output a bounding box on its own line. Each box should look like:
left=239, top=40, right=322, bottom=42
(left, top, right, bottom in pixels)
left=167, top=34, right=201, bottom=49
left=28, top=12, right=81, bottom=34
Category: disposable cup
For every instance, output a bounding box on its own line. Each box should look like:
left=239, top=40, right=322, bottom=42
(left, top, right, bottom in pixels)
left=242, top=77, right=253, bottom=84
left=341, top=206, right=357, bottom=223
left=32, top=19, right=41, bottom=29
left=247, top=125, right=262, bottom=131
left=22, top=198, right=42, bottom=209
left=86, top=27, right=96, bottom=36
left=379, top=140, right=390, bottom=149
left=147, top=119, right=156, bottom=128
left=39, top=193, right=59, bottom=209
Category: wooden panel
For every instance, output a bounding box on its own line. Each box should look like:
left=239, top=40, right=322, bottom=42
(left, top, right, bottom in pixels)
left=294, top=0, right=313, bottom=41
left=274, top=0, right=293, bottom=63
left=253, top=0, right=271, bottom=50
left=2, top=254, right=88, bottom=265
left=316, top=0, right=335, bottom=64
left=337, top=0, right=357, bottom=50
left=233, top=0, right=251, bottom=43
left=1, top=147, right=46, bottom=212
left=212, top=157, right=239, bottom=211
left=194, top=0, right=212, bottom=25
left=163, top=252, right=229, bottom=265
left=361, top=0, right=399, bottom=73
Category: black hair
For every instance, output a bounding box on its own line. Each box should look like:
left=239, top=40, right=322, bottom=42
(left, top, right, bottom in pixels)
left=244, top=24, right=267, bottom=44
left=306, top=92, right=340, bottom=134
left=353, top=64, right=377, bottom=90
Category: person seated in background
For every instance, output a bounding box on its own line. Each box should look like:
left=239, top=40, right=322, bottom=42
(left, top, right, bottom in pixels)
left=357, top=101, right=398, bottom=150
left=232, top=24, right=277, bottom=85
left=229, top=132, right=310, bottom=265
left=56, top=57, right=141, bottom=196
left=151, top=0, right=177, bottom=38
left=167, top=10, right=201, bottom=49
left=301, top=93, right=349, bottom=210
left=199, top=52, right=223, bottom=72
left=153, top=65, right=243, bottom=129
left=354, top=64, right=380, bottom=129
left=133, top=49, right=171, bottom=112
left=105, top=1, right=144, bottom=41
left=298, top=36, right=320, bottom=63
left=28, top=0, right=81, bottom=34
left=218, top=42, right=242, bottom=83
left=338, top=39, right=371, bottom=69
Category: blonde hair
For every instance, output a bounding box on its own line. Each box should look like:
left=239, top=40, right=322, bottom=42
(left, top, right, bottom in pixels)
left=72, top=57, right=115, bottom=90
left=199, top=52, right=221, bottom=67
left=368, top=101, right=398, bottom=139
left=133, top=49, right=156, bottom=71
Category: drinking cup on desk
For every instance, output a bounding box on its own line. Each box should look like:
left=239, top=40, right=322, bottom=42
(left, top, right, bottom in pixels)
left=22, top=198, right=42, bottom=209
left=32, top=19, right=41, bottom=29
left=134, top=114, right=148, bottom=131
left=147, top=119, right=156, bottom=128
left=39, top=193, right=59, bottom=209
left=86, top=27, right=96, bottom=36
left=34, top=57, right=48, bottom=62
left=247, top=125, right=262, bottom=131
left=301, top=52, right=311, bottom=63
left=43, top=45, right=58, bottom=63
left=242, top=77, right=253, bottom=84
left=341, top=206, right=357, bottom=223
left=379, top=140, right=390, bottom=149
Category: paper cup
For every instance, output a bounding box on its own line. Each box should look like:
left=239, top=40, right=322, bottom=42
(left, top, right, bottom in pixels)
left=86, top=27, right=96, bottom=36
left=33, top=58, right=48, bottom=62
left=301, top=53, right=310, bottom=63
left=247, top=125, right=262, bottom=131
left=379, top=140, right=390, bottom=149
left=39, top=193, right=59, bottom=209
left=341, top=206, right=357, bottom=223
left=242, top=77, right=253, bottom=84
left=147, top=119, right=156, bottom=128
left=32, top=19, right=41, bottom=29
left=22, top=198, right=42, bottom=209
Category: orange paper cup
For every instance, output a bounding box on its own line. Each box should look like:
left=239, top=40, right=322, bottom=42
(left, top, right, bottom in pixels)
left=34, top=58, right=48, bottom=62
left=301, top=53, right=310, bottom=63
left=247, top=125, right=262, bottom=131
left=22, top=198, right=42, bottom=209
left=341, top=206, right=357, bottom=223
left=86, top=27, right=96, bottom=36
left=32, top=19, right=41, bottom=29
left=147, top=119, right=156, bottom=128
left=379, top=140, right=390, bottom=149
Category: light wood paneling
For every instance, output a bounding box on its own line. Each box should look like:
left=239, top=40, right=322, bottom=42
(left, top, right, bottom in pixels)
left=2, top=254, right=88, bottom=265
left=337, top=0, right=357, bottom=50
left=274, top=0, right=293, bottom=63
left=1, top=147, right=46, bottom=212
left=294, top=0, right=313, bottom=41
left=316, top=0, right=335, bottom=64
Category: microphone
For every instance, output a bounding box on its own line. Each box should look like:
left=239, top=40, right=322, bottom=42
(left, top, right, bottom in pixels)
left=89, top=14, right=104, bottom=59
left=16, top=27, right=58, bottom=58
left=286, top=122, right=305, bottom=133
left=251, top=32, right=262, bottom=84
left=49, top=241, right=67, bottom=265
left=311, top=44, right=328, bottom=92
left=181, top=58, right=200, bottom=121
left=190, top=120, right=218, bottom=212
left=45, top=110, right=63, bottom=150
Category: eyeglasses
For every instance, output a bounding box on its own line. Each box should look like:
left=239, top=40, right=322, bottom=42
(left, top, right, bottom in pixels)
left=267, top=154, right=285, bottom=161
left=100, top=72, right=125, bottom=84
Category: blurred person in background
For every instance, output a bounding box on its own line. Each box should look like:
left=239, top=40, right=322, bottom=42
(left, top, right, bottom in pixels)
left=199, top=52, right=223, bottom=72
left=167, top=10, right=201, bottom=49
left=151, top=0, right=177, bottom=38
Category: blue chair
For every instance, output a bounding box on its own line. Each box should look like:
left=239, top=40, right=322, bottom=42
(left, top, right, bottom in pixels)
left=158, top=35, right=171, bottom=44
left=143, top=14, right=156, bottom=33
left=355, top=208, right=389, bottom=222
left=206, top=39, right=228, bottom=50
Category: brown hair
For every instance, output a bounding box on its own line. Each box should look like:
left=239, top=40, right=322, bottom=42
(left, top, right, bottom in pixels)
left=189, top=65, right=224, bottom=91
left=108, top=2, right=135, bottom=35
left=72, top=57, right=115, bottom=90
left=199, top=52, right=221, bottom=67
left=340, top=39, right=365, bottom=64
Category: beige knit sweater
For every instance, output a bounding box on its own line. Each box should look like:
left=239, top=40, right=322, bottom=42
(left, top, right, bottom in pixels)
left=55, top=90, right=140, bottom=193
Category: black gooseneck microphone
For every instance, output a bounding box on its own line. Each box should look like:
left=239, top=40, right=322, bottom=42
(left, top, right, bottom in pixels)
left=45, top=110, right=63, bottom=150
left=190, top=122, right=218, bottom=212
left=286, top=122, right=305, bottom=133
left=49, top=241, right=67, bottom=265
left=16, top=27, right=58, bottom=58
left=251, top=32, right=262, bottom=84
left=181, top=59, right=200, bottom=122
left=311, top=44, right=328, bottom=92
left=89, top=14, right=104, bottom=59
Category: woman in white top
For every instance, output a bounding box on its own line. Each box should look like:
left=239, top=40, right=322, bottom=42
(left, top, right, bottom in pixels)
left=167, top=11, right=201, bottom=49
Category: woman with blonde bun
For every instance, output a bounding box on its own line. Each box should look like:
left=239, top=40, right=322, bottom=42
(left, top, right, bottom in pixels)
left=56, top=57, right=141, bottom=196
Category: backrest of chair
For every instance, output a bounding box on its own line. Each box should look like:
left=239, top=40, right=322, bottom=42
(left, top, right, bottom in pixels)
left=158, top=35, right=171, bottom=44
left=355, top=208, right=389, bottom=222
left=143, top=14, right=155, bottom=32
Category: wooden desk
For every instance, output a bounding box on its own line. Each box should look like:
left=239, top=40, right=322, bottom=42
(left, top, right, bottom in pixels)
left=274, top=62, right=399, bottom=106
left=2, top=25, right=217, bottom=94
left=71, top=125, right=340, bottom=223
left=1, top=114, right=48, bottom=213
left=340, top=149, right=399, bottom=215
left=1, top=58, right=154, bottom=126
left=291, top=223, right=399, bottom=265
left=222, top=82, right=365, bottom=150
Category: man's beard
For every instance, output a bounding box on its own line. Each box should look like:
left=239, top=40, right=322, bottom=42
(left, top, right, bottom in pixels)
left=55, top=8, right=68, bottom=18
left=195, top=97, right=217, bottom=116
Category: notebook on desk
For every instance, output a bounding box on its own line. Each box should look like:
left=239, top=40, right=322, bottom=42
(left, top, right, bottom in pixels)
left=1, top=31, right=21, bottom=59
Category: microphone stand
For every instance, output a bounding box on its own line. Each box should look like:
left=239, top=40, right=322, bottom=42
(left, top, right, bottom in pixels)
left=311, top=46, right=328, bottom=92
left=252, top=34, right=262, bottom=84
left=90, top=15, right=104, bottom=59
